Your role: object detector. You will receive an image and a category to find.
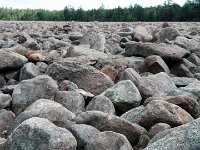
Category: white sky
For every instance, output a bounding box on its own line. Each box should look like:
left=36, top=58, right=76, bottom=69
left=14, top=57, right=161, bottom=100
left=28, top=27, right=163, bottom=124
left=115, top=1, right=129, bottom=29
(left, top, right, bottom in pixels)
left=0, top=0, right=186, bottom=10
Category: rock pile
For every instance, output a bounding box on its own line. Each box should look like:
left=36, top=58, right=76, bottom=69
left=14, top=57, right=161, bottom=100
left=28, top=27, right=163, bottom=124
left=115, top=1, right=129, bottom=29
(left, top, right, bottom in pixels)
left=0, top=21, right=200, bottom=149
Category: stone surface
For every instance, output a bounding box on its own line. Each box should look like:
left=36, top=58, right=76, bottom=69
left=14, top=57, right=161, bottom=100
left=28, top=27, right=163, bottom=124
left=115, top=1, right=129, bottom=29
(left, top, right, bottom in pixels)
left=12, top=75, right=58, bottom=115
left=0, top=94, right=12, bottom=109
left=54, top=91, right=85, bottom=115
left=100, top=65, right=118, bottom=81
left=171, top=77, right=198, bottom=87
left=46, top=63, right=113, bottom=95
left=85, top=131, right=133, bottom=150
left=132, top=26, right=153, bottom=42
left=148, top=123, right=171, bottom=139
left=5, top=117, right=77, bottom=150
left=86, top=95, right=115, bottom=114
left=101, top=80, right=142, bottom=113
left=59, top=80, right=79, bottom=91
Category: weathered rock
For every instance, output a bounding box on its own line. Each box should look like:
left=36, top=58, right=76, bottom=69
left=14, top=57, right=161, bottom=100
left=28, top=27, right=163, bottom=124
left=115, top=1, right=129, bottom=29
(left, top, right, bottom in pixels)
left=5, top=117, right=77, bottom=150
left=125, top=42, right=190, bottom=62
left=46, top=63, right=113, bottom=95
left=101, top=80, right=142, bottom=113
left=0, top=109, right=15, bottom=138
left=171, top=63, right=194, bottom=78
left=132, top=26, right=153, bottom=42
left=19, top=62, right=41, bottom=81
left=12, top=75, right=58, bottom=115
left=139, top=100, right=194, bottom=129
left=144, top=95, right=200, bottom=118
left=85, top=131, right=133, bottom=150
left=141, top=55, right=170, bottom=74
left=5, top=70, right=20, bottom=80
left=1, top=85, right=16, bottom=95
left=59, top=80, right=79, bottom=91
left=145, top=117, right=200, bottom=150
left=148, top=123, right=171, bottom=139
left=137, top=72, right=177, bottom=99
left=74, top=111, right=148, bottom=147
left=74, top=89, right=95, bottom=100
left=86, top=95, right=115, bottom=114
left=0, top=75, right=6, bottom=88
left=156, top=27, right=181, bottom=42
left=6, top=79, right=18, bottom=85
left=54, top=91, right=85, bottom=115
left=36, top=62, right=48, bottom=73
left=68, top=124, right=100, bottom=150
left=80, top=30, right=105, bottom=52
left=0, top=94, right=12, bottom=109
left=0, top=50, right=28, bottom=70
left=100, top=65, right=118, bottom=81
left=11, top=99, right=76, bottom=132
left=187, top=53, right=200, bottom=66
left=3, top=45, right=28, bottom=56
left=171, top=77, right=198, bottom=87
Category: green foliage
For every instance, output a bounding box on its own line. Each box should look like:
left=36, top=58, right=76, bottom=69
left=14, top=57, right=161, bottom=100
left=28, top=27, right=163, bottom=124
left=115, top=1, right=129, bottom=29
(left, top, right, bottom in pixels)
left=0, top=0, right=200, bottom=21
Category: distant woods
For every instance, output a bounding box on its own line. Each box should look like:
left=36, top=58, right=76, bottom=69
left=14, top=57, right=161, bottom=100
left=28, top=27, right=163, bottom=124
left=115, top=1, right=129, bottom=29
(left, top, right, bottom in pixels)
left=0, top=0, right=200, bottom=21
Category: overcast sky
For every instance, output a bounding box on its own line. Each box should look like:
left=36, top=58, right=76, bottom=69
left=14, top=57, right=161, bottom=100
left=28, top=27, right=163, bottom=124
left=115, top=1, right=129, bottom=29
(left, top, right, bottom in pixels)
left=0, top=0, right=186, bottom=10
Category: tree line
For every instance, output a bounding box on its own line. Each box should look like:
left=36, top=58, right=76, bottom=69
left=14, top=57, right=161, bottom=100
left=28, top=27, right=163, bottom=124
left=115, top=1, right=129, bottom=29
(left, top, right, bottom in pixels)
left=0, top=0, right=200, bottom=21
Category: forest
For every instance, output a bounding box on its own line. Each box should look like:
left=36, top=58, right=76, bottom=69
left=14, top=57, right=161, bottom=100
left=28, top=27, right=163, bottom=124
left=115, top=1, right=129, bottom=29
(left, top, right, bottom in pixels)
left=0, top=0, right=200, bottom=21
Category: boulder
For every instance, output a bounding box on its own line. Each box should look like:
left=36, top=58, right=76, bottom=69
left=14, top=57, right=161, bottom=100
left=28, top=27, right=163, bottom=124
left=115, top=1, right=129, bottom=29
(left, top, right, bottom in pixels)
left=0, top=50, right=28, bottom=70
left=171, top=77, right=198, bottom=87
left=132, top=26, right=153, bottom=42
left=12, top=75, right=58, bottom=115
left=5, top=117, right=77, bottom=150
left=137, top=72, right=177, bottom=99
left=148, top=123, right=171, bottom=139
left=100, top=65, right=118, bottom=81
left=145, top=118, right=200, bottom=150
left=46, top=63, right=113, bottom=95
left=59, top=80, right=78, bottom=91
left=125, top=42, right=190, bottom=62
left=0, top=94, right=12, bottom=109
left=85, top=131, right=133, bottom=150
left=101, top=80, right=142, bottom=113
left=86, top=95, right=115, bottom=114
left=54, top=91, right=85, bottom=115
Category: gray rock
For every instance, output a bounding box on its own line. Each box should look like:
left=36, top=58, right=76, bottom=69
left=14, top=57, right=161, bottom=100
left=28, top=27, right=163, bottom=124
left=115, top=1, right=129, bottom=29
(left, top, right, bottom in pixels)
left=36, top=62, right=48, bottom=73
left=145, top=117, right=200, bottom=150
left=137, top=72, right=177, bottom=99
left=171, top=77, right=198, bottom=87
left=74, top=111, right=148, bottom=147
left=0, top=109, right=15, bottom=138
left=54, top=91, right=85, bottom=115
left=11, top=99, right=76, bottom=132
left=86, top=95, right=115, bottom=114
left=80, top=30, right=105, bottom=52
left=157, top=27, right=181, bottom=42
left=0, top=75, right=6, bottom=88
left=1, top=85, right=16, bottom=95
left=5, top=70, right=20, bottom=80
left=125, top=42, right=190, bottom=62
left=85, top=131, right=133, bottom=150
left=5, top=117, right=77, bottom=150
left=132, top=26, right=153, bottom=42
left=6, top=79, right=18, bottom=85
left=3, top=45, right=28, bottom=56
left=101, top=80, right=142, bottom=113
left=0, top=94, right=12, bottom=109
left=0, top=50, right=28, bottom=70
left=46, top=63, right=113, bottom=95
left=68, top=124, right=100, bottom=149
left=19, top=62, right=41, bottom=81
left=12, top=75, right=58, bottom=115
left=187, top=53, right=200, bottom=66
left=148, top=123, right=171, bottom=139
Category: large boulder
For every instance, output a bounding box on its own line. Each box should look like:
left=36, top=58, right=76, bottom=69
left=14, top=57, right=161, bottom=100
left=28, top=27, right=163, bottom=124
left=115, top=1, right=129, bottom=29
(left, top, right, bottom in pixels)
left=85, top=131, right=133, bottom=150
left=5, top=117, right=77, bottom=150
left=46, top=63, right=114, bottom=95
left=145, top=117, right=200, bottom=150
left=11, top=99, right=76, bottom=132
left=54, top=91, right=85, bottom=115
left=137, top=72, right=177, bottom=99
left=132, top=26, right=153, bottom=42
left=12, top=75, right=58, bottom=115
left=101, top=80, right=142, bottom=113
left=73, top=111, right=148, bottom=147
left=0, top=50, right=28, bottom=70
left=125, top=42, right=190, bottom=62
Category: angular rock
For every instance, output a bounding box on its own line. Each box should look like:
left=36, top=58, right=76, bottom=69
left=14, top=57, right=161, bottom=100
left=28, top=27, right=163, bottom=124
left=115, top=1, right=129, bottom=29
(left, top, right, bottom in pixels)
left=100, top=65, right=118, bottom=81
left=0, top=94, right=12, bottom=109
left=86, top=95, right=115, bottom=114
left=187, top=53, right=200, bottom=66
left=54, top=91, right=85, bottom=115
left=59, top=80, right=79, bottom=91
left=12, top=75, right=58, bottom=115
left=68, top=124, right=100, bottom=150
left=46, top=63, right=113, bottom=95
left=139, top=100, right=194, bottom=129
left=0, top=50, right=28, bottom=70
left=3, top=45, right=28, bottom=56
left=148, top=123, right=171, bottom=139
left=36, top=62, right=48, bottom=73
left=0, top=109, right=15, bottom=138
left=74, top=111, right=147, bottom=147
left=101, top=80, right=142, bottom=113
left=125, top=42, right=190, bottom=62
left=132, top=26, right=153, bottom=42
left=19, top=62, right=41, bottom=81
left=157, top=27, right=181, bottom=42
left=145, top=118, right=200, bottom=150
left=137, top=72, right=177, bottom=99
left=11, top=99, right=76, bottom=132
left=5, top=117, right=77, bottom=150
left=85, top=131, right=133, bottom=150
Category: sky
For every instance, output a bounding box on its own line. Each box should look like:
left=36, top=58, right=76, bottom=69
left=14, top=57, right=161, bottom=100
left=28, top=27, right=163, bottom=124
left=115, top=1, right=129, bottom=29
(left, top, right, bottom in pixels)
left=0, top=0, right=186, bottom=10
